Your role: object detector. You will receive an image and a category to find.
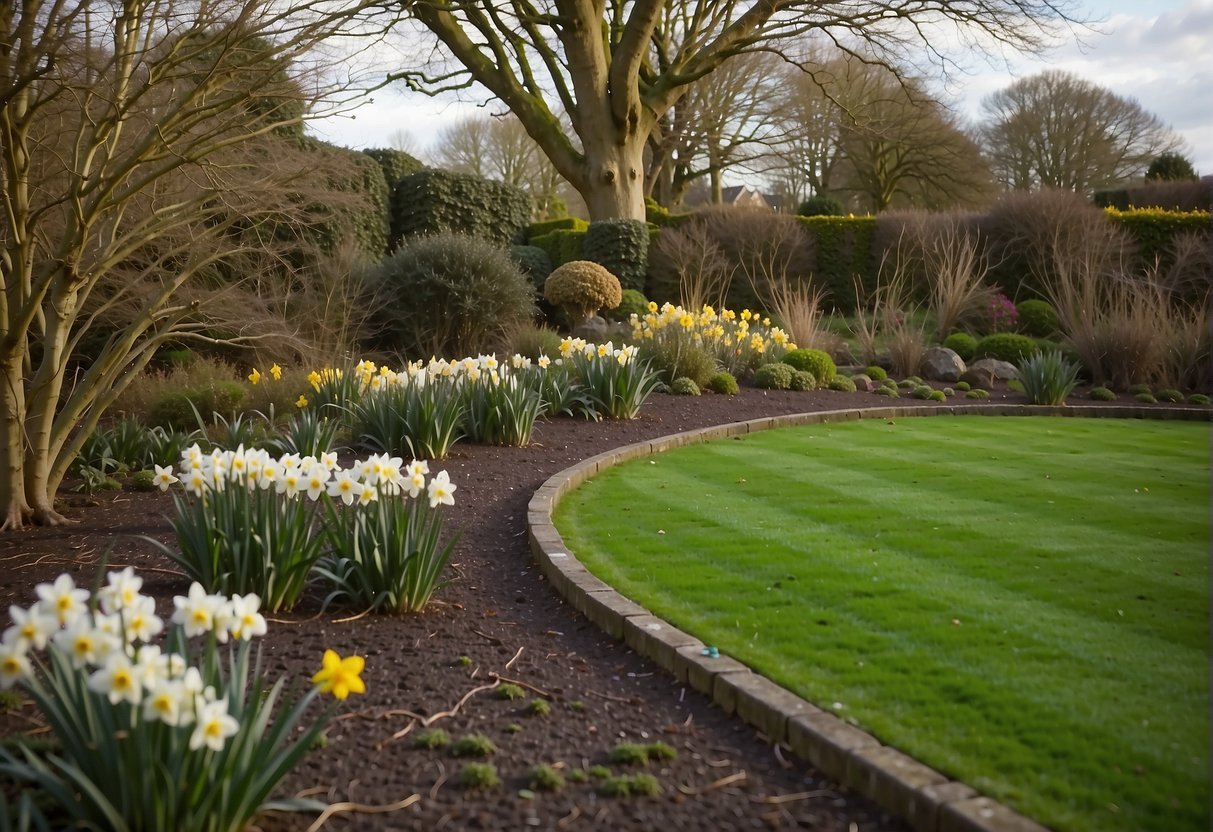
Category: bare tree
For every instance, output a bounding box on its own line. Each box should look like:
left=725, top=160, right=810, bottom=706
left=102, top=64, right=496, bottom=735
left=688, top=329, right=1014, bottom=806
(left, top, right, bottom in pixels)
left=430, top=113, right=569, bottom=218
left=396, top=0, right=1085, bottom=221
left=980, top=69, right=1185, bottom=193
left=0, top=0, right=382, bottom=529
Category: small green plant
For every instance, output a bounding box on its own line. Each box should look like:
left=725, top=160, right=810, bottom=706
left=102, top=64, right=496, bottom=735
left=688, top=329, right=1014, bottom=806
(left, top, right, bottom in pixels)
left=1127, top=383, right=1152, bottom=396
left=874, top=386, right=899, bottom=397
left=128, top=469, right=158, bottom=491
left=965, top=389, right=990, bottom=399
left=568, top=768, right=588, bottom=784
left=956, top=381, right=971, bottom=392
left=705, top=371, right=739, bottom=395
left=929, top=390, right=947, bottom=402
left=529, top=764, right=566, bottom=792
left=504, top=723, right=522, bottom=734
left=1007, top=379, right=1025, bottom=393
left=0, top=690, right=23, bottom=712
left=1155, top=389, right=1184, bottom=403
left=781, top=348, right=836, bottom=384
left=1135, top=392, right=1157, bottom=403
left=789, top=369, right=817, bottom=391
left=568, top=700, right=586, bottom=712
left=828, top=376, right=857, bottom=393
left=526, top=698, right=552, bottom=717
left=456, top=655, right=472, bottom=667
left=459, top=763, right=501, bottom=789
left=495, top=683, right=526, bottom=701
left=414, top=729, right=452, bottom=750
left=588, top=764, right=611, bottom=779
left=645, top=741, right=677, bottom=762
left=897, top=378, right=917, bottom=389
left=753, top=363, right=793, bottom=390
left=669, top=376, right=701, bottom=396
left=1017, top=350, right=1081, bottom=405
left=599, top=773, right=661, bottom=797
left=943, top=332, right=978, bottom=362
left=864, top=365, right=888, bottom=381
left=451, top=733, right=497, bottom=757
left=942, top=387, right=955, bottom=397
left=608, top=741, right=677, bottom=766
left=1187, top=393, right=1211, bottom=405
left=1089, top=387, right=1117, bottom=401
left=912, top=385, right=934, bottom=400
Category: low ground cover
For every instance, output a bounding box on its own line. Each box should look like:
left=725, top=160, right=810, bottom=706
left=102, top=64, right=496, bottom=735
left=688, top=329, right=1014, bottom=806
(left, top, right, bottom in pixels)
left=554, top=416, right=1210, bottom=832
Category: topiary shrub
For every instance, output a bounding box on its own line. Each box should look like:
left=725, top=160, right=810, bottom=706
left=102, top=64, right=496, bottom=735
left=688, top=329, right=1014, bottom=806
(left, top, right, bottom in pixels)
left=510, top=245, right=554, bottom=293
left=864, top=365, right=888, bottom=381
left=543, top=261, right=623, bottom=326
left=956, top=380, right=971, bottom=392
left=669, top=377, right=701, bottom=396
left=390, top=169, right=532, bottom=248
left=789, top=369, right=817, bottom=391
left=610, top=288, right=649, bottom=322
left=753, top=363, right=794, bottom=390
left=912, top=384, right=934, bottom=400
left=365, top=233, right=536, bottom=358
left=943, top=332, right=978, bottom=362
left=965, top=388, right=990, bottom=399
left=1089, top=386, right=1116, bottom=401
left=975, top=333, right=1038, bottom=365
left=1127, top=383, right=1152, bottom=396
left=1134, top=392, right=1157, bottom=403
left=781, top=348, right=836, bottom=384
left=706, top=371, right=739, bottom=395
left=929, top=390, right=946, bottom=401
left=1187, top=393, right=1211, bottom=405
left=828, top=376, right=857, bottom=393
left=1016, top=299, right=1060, bottom=338
left=796, top=194, right=844, bottom=217
left=582, top=219, right=649, bottom=292
left=1155, top=388, right=1183, bottom=403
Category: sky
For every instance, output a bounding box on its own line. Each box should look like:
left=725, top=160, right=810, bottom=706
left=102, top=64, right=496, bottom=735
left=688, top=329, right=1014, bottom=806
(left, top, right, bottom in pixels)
left=308, top=0, right=1213, bottom=177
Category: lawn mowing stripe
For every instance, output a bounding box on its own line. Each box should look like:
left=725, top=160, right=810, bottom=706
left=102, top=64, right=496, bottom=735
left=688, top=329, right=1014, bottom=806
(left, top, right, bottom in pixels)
left=554, top=417, right=1209, bottom=832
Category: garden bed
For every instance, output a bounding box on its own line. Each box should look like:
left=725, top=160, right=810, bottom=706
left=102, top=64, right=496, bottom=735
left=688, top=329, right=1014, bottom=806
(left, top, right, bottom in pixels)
left=0, top=382, right=1193, bottom=830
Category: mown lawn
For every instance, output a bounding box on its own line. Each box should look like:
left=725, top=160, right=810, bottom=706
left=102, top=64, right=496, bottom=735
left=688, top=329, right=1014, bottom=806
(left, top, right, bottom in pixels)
left=554, top=416, right=1210, bottom=832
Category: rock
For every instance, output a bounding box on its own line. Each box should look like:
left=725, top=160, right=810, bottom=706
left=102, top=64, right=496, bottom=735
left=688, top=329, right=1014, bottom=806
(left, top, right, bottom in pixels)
left=919, top=347, right=965, bottom=382
left=573, top=315, right=609, bottom=342
left=961, top=358, right=1019, bottom=388
left=849, top=373, right=875, bottom=392
left=831, top=342, right=858, bottom=366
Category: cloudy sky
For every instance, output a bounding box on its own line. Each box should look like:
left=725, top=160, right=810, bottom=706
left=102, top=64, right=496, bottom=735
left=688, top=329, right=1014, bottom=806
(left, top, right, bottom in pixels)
left=309, top=0, right=1213, bottom=176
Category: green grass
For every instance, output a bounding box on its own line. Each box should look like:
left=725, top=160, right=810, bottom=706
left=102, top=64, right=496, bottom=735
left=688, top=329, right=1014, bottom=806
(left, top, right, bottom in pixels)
left=554, top=416, right=1210, bottom=832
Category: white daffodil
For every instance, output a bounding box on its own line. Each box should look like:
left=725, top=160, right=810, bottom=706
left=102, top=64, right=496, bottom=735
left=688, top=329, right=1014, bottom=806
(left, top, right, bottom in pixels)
left=427, top=470, right=456, bottom=508
left=54, top=617, right=114, bottom=669
left=143, top=678, right=189, bottom=726
left=5, top=603, right=59, bottom=651
left=98, top=566, right=143, bottom=614
left=304, top=464, right=331, bottom=501
left=35, top=573, right=90, bottom=625
left=319, top=451, right=339, bottom=471
left=357, top=482, right=379, bottom=506
left=172, top=583, right=224, bottom=638
left=227, top=594, right=267, bottom=641
left=0, top=641, right=31, bottom=689
left=327, top=469, right=360, bottom=506
left=121, top=596, right=164, bottom=644
left=153, top=464, right=178, bottom=491
left=185, top=468, right=208, bottom=497
left=538, top=354, right=551, bottom=369
left=276, top=470, right=302, bottom=499
left=189, top=698, right=239, bottom=752
left=88, top=651, right=143, bottom=706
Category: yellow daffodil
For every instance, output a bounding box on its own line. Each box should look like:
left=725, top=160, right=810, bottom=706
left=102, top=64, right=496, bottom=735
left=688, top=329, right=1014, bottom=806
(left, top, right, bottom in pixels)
left=270, top=363, right=282, bottom=381
left=312, top=649, right=366, bottom=700
left=296, top=395, right=308, bottom=408
left=248, top=368, right=261, bottom=385
left=307, top=370, right=321, bottom=392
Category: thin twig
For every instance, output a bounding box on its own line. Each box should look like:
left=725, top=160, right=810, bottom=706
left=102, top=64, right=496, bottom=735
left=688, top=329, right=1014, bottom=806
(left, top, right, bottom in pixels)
left=471, top=629, right=502, bottom=644
left=750, top=790, right=835, bottom=805
left=586, top=689, right=630, bottom=704
left=305, top=794, right=420, bottom=831
left=677, top=771, right=747, bottom=795
left=557, top=806, right=582, bottom=829
left=489, top=672, right=549, bottom=698
left=505, top=645, right=524, bottom=670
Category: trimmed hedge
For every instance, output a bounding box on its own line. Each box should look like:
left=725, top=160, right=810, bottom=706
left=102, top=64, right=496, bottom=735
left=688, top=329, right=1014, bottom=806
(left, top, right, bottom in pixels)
left=509, top=245, right=553, bottom=292
left=1106, top=207, right=1212, bottom=270
left=528, top=216, right=589, bottom=238
left=794, top=216, right=879, bottom=312
left=530, top=229, right=585, bottom=268
left=582, top=219, right=649, bottom=292
left=390, top=169, right=532, bottom=248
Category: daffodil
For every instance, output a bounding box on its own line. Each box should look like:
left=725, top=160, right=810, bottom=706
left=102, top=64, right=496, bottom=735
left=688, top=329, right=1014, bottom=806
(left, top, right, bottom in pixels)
left=270, top=363, right=282, bottom=381
left=327, top=469, right=359, bottom=506
left=189, top=698, right=239, bottom=752
left=0, top=641, right=31, bottom=689
left=35, top=574, right=89, bottom=625
left=427, top=470, right=456, bottom=508
left=172, top=582, right=223, bottom=638
left=312, top=649, right=366, bottom=700
left=226, top=594, right=267, bottom=641
left=248, top=368, right=261, bottom=385
left=88, top=652, right=143, bottom=706
left=296, top=394, right=309, bottom=408
left=153, top=464, right=178, bottom=491
left=5, top=603, right=58, bottom=651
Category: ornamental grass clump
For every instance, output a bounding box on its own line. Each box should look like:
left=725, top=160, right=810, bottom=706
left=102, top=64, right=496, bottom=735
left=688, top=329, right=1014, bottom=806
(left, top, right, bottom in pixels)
left=1017, top=350, right=1081, bottom=405
left=0, top=569, right=363, bottom=831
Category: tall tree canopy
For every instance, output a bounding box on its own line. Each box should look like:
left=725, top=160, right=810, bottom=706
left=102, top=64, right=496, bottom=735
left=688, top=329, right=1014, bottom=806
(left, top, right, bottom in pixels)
left=980, top=69, right=1185, bottom=193
left=397, top=0, right=1084, bottom=220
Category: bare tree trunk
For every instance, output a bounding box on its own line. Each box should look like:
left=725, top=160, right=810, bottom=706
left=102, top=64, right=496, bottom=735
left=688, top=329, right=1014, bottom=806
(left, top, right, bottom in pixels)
left=0, top=348, right=31, bottom=530
left=580, top=137, right=647, bottom=222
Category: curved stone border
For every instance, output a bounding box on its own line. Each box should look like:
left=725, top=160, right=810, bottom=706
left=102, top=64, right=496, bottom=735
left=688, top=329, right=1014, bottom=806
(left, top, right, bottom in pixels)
left=527, top=404, right=1210, bottom=832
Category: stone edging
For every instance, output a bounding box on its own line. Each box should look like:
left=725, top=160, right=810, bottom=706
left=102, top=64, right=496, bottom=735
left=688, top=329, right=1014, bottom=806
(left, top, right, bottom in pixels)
left=526, top=404, right=1210, bottom=832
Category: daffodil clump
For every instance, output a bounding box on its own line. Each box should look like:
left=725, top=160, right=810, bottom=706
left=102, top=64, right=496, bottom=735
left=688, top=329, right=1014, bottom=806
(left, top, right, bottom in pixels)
left=630, top=302, right=795, bottom=377
left=0, top=568, right=364, bottom=830
left=555, top=337, right=662, bottom=419
left=155, top=444, right=458, bottom=612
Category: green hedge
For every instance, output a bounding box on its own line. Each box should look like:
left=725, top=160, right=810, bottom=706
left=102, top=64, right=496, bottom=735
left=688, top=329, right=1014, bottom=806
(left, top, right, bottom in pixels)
left=528, top=216, right=589, bottom=238
left=529, top=229, right=585, bottom=268
left=1106, top=208, right=1212, bottom=269
left=795, top=216, right=879, bottom=312
left=582, top=219, right=649, bottom=292
left=390, top=169, right=532, bottom=248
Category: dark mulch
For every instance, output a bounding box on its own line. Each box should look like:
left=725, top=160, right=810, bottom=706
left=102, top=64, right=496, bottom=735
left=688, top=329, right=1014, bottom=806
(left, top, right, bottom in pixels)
left=0, top=383, right=1094, bottom=830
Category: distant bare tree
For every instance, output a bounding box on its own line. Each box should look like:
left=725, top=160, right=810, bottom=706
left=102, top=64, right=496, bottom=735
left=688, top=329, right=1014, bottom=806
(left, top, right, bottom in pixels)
left=980, top=70, right=1185, bottom=193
